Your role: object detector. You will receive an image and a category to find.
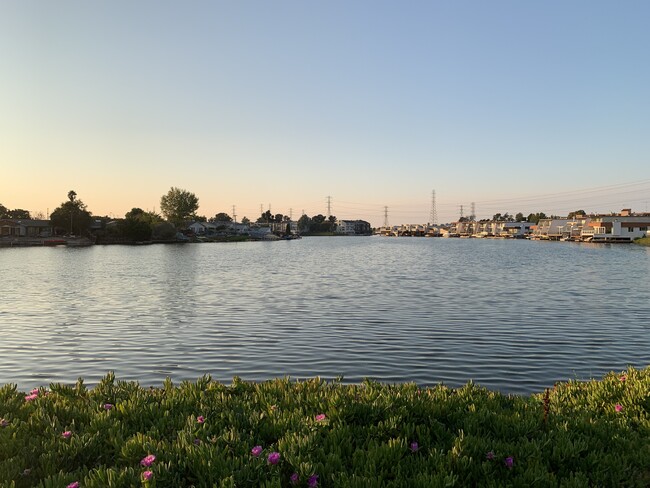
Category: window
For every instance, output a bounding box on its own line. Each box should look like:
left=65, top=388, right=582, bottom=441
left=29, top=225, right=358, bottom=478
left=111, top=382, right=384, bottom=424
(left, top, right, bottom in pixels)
left=641, top=227, right=647, bottom=231
left=627, top=227, right=634, bottom=232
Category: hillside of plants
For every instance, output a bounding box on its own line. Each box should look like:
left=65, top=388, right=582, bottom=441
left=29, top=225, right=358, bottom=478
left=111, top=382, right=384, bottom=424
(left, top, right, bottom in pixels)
left=1, top=367, right=649, bottom=487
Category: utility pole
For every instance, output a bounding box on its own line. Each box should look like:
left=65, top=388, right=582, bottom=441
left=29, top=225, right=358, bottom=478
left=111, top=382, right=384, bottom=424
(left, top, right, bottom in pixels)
left=459, top=205, right=464, bottom=220
left=232, top=205, right=237, bottom=223
left=326, top=196, right=332, bottom=219
left=470, top=202, right=476, bottom=221
left=289, top=208, right=293, bottom=220
left=383, top=206, right=389, bottom=227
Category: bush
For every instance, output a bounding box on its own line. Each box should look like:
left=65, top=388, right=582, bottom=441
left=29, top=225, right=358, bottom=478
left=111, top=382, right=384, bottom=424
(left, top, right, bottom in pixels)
left=1, top=368, right=649, bottom=487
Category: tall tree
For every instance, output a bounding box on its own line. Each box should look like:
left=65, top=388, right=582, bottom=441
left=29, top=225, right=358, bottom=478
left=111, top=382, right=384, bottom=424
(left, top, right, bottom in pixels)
left=50, top=190, right=92, bottom=235
left=160, top=187, right=199, bottom=226
left=241, top=216, right=250, bottom=225
left=297, top=214, right=311, bottom=232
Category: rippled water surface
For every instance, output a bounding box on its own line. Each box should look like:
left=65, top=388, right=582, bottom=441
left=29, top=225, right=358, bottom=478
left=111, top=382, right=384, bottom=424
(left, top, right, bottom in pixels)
left=2, top=237, right=649, bottom=394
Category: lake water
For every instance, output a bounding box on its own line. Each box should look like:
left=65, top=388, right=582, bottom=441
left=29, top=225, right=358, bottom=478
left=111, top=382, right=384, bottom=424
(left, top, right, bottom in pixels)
left=1, top=237, right=649, bottom=395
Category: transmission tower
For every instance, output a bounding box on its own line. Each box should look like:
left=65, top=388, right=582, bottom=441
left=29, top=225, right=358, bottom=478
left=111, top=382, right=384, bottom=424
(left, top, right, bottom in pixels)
left=289, top=208, right=293, bottom=220
left=470, top=202, right=476, bottom=221
left=383, top=206, right=389, bottom=227
left=326, top=196, right=332, bottom=219
left=232, top=205, right=237, bottom=223
left=429, top=190, right=438, bottom=225
left=459, top=205, right=464, bottom=220
left=260, top=204, right=264, bottom=217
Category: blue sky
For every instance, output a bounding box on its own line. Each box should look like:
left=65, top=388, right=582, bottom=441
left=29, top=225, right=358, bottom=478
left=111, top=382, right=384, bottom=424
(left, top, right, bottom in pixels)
left=1, top=1, right=649, bottom=225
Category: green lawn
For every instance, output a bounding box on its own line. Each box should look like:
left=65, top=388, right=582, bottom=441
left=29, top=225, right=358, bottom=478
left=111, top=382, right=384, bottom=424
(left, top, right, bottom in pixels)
left=634, top=237, right=650, bottom=246
left=1, top=368, right=649, bottom=487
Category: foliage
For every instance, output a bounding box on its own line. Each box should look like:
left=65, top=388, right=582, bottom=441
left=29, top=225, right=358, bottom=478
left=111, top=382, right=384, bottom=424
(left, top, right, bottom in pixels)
left=0, top=204, right=31, bottom=219
left=160, top=188, right=199, bottom=226
left=241, top=217, right=250, bottom=225
left=526, top=212, right=547, bottom=225
left=567, top=210, right=587, bottom=219
left=1, top=368, right=648, bottom=487
left=152, top=222, right=177, bottom=240
left=49, top=191, right=93, bottom=235
left=210, top=213, right=233, bottom=223
left=297, top=215, right=311, bottom=232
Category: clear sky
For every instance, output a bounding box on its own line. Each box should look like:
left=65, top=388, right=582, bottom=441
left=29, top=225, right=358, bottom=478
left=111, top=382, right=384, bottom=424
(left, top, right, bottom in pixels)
left=1, top=1, right=649, bottom=225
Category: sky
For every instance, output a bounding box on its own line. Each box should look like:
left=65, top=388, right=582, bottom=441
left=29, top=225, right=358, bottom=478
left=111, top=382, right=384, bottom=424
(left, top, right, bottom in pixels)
left=1, top=1, right=649, bottom=226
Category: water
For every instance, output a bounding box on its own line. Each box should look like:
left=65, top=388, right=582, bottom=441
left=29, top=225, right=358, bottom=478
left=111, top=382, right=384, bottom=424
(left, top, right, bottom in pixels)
left=1, top=237, right=649, bottom=395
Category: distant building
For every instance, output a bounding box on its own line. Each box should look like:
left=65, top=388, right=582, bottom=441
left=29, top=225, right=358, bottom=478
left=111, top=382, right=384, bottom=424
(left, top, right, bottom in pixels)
left=335, top=220, right=371, bottom=235
left=0, top=219, right=52, bottom=237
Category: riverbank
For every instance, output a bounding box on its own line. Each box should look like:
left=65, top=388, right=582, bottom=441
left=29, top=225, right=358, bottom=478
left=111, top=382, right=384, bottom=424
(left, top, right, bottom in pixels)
left=1, top=368, right=648, bottom=487
left=634, top=237, right=650, bottom=246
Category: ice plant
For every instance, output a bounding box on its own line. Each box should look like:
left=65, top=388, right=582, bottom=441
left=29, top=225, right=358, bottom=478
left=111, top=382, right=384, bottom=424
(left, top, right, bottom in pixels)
left=410, top=441, right=419, bottom=452
left=290, top=473, right=299, bottom=485
left=25, top=393, right=38, bottom=402
left=620, top=375, right=627, bottom=382
left=315, top=413, right=326, bottom=422
left=140, top=454, right=156, bottom=467
left=62, top=431, right=72, bottom=439
left=486, top=451, right=495, bottom=460
left=103, top=403, right=113, bottom=410
left=193, top=438, right=201, bottom=445
left=251, top=445, right=263, bottom=457
left=308, top=474, right=319, bottom=487
left=0, top=418, right=8, bottom=428
left=142, top=471, right=153, bottom=481
left=505, top=456, right=514, bottom=469
left=197, top=415, right=205, bottom=423
left=268, top=451, right=281, bottom=465
left=615, top=404, right=623, bottom=412
left=66, top=482, right=79, bottom=488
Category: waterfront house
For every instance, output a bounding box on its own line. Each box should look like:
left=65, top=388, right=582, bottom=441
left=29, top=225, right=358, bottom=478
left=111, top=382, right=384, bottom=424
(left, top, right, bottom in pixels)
left=581, top=210, right=650, bottom=242
left=0, top=219, right=52, bottom=238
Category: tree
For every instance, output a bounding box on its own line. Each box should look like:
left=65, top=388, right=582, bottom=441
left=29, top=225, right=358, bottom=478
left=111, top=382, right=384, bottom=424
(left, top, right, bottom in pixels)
left=515, top=212, right=525, bottom=222
left=160, top=187, right=199, bottom=226
left=526, top=212, right=547, bottom=224
left=257, top=210, right=273, bottom=224
left=568, top=210, right=586, bottom=219
left=211, top=212, right=232, bottom=222
left=50, top=190, right=93, bottom=235
left=298, top=214, right=311, bottom=232
left=241, top=216, right=250, bottom=225
left=9, top=209, right=30, bottom=219
left=0, top=204, right=8, bottom=218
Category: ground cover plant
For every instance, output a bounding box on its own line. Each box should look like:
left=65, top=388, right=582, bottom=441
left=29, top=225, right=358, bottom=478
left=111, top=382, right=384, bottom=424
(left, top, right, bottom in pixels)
left=1, top=367, right=649, bottom=487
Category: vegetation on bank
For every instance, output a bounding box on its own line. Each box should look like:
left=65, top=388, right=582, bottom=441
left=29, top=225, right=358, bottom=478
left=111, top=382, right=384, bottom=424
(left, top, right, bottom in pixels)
left=1, top=368, right=648, bottom=487
left=634, top=236, right=650, bottom=247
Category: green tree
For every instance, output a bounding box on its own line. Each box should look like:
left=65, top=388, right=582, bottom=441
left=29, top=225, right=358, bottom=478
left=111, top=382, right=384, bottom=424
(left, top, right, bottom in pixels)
left=50, top=190, right=93, bottom=235
left=211, top=212, right=233, bottom=222
left=241, top=216, right=250, bottom=225
left=526, top=212, right=547, bottom=224
left=160, top=187, right=199, bottom=226
left=568, top=210, right=586, bottom=219
left=515, top=212, right=525, bottom=222
left=9, top=209, right=30, bottom=219
left=0, top=204, right=8, bottom=219
left=297, top=214, right=311, bottom=232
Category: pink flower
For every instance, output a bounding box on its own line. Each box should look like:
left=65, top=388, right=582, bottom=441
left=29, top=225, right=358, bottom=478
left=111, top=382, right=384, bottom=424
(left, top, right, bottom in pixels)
left=251, top=445, right=263, bottom=457
left=410, top=441, right=419, bottom=452
left=62, top=431, right=72, bottom=439
left=267, top=452, right=280, bottom=465
left=142, top=471, right=153, bottom=481
left=620, top=375, right=627, bottom=382
left=103, top=403, right=113, bottom=410
left=30, top=388, right=39, bottom=394
left=315, top=413, right=326, bottom=422
left=504, top=456, right=514, bottom=468
left=197, top=415, right=205, bottom=423
left=290, top=473, right=299, bottom=485
left=25, top=393, right=38, bottom=402
left=615, top=404, right=623, bottom=412
left=67, top=482, right=79, bottom=488
left=193, top=438, right=201, bottom=445
left=308, top=474, right=319, bottom=487
left=0, top=419, right=8, bottom=428
left=486, top=451, right=495, bottom=460
left=140, top=454, right=156, bottom=467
